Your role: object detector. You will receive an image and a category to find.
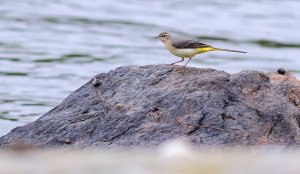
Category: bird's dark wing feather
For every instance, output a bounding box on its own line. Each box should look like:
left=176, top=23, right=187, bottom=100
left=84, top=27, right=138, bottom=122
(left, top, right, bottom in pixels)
left=172, top=39, right=211, bottom=49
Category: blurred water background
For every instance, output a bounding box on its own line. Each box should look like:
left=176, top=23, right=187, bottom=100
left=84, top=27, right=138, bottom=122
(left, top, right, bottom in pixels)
left=0, top=0, right=300, bottom=135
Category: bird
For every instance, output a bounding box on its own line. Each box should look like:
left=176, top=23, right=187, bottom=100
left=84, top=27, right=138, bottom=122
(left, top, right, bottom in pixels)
left=155, top=32, right=247, bottom=66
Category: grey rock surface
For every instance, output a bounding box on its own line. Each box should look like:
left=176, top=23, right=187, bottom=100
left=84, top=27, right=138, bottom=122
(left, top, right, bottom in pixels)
left=1, top=65, right=300, bottom=148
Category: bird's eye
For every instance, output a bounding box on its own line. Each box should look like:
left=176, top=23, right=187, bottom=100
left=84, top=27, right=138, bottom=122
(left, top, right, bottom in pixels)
left=161, top=35, right=166, bottom=37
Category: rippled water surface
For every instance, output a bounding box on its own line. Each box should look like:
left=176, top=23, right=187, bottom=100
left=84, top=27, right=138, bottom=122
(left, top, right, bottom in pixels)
left=1, top=0, right=300, bottom=135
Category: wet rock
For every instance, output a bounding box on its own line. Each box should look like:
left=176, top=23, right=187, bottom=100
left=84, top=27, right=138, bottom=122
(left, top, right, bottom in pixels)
left=1, top=65, right=300, bottom=148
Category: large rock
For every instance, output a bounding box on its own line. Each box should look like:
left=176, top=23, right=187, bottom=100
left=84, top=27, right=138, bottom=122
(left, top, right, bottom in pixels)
left=1, top=65, right=300, bottom=148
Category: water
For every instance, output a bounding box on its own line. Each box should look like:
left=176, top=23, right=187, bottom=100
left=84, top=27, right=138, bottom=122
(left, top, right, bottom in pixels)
left=0, top=0, right=300, bottom=135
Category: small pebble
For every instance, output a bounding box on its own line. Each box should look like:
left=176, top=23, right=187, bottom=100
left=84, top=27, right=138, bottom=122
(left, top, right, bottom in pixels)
left=65, top=138, right=72, bottom=144
left=92, top=76, right=102, bottom=87
left=277, top=68, right=287, bottom=75
left=116, top=103, right=124, bottom=110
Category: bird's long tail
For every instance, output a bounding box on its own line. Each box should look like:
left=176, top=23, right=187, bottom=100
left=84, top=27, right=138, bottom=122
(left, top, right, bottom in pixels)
left=214, top=48, right=247, bottom=53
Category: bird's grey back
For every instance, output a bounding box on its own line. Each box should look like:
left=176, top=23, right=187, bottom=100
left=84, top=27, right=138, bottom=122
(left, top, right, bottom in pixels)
left=171, top=37, right=211, bottom=49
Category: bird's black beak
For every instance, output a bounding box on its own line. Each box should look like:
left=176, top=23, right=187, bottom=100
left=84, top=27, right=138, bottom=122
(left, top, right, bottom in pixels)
left=154, top=36, right=159, bottom=38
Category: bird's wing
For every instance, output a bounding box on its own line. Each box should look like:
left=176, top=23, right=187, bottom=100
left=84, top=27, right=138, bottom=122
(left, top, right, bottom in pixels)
left=171, top=38, right=211, bottom=49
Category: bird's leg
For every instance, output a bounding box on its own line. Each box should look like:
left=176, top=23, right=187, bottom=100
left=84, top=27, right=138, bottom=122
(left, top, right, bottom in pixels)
left=170, top=57, right=184, bottom=65
left=183, top=57, right=192, bottom=67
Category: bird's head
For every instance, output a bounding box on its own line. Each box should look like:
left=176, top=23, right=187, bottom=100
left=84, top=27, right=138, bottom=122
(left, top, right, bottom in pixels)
left=155, top=32, right=171, bottom=43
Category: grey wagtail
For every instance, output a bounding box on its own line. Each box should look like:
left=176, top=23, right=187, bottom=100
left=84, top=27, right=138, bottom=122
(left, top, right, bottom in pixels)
left=155, top=32, right=247, bottom=66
